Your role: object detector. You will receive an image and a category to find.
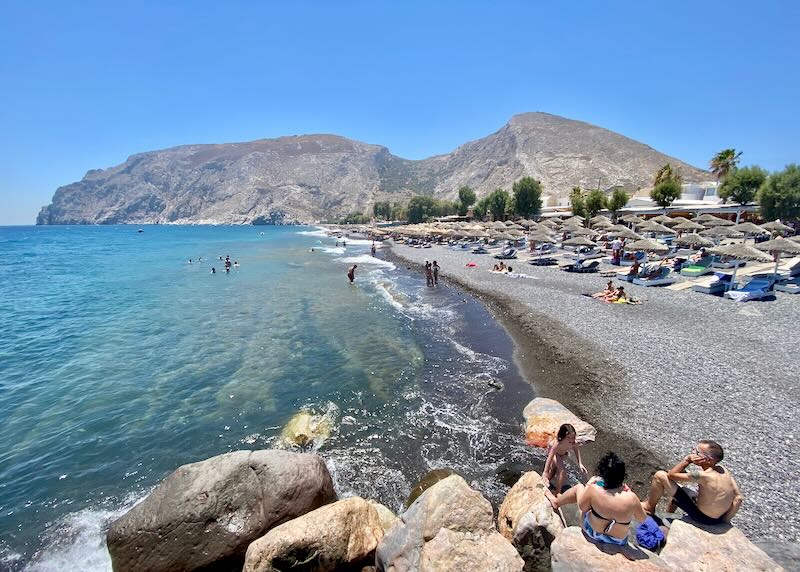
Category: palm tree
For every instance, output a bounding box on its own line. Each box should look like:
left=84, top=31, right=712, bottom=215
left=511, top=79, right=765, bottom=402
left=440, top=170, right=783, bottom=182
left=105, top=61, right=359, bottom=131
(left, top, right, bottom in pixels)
left=710, top=149, right=743, bottom=185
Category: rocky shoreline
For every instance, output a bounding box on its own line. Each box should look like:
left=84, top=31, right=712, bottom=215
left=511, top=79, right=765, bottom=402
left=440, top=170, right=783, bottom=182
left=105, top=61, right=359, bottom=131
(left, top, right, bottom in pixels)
left=105, top=448, right=784, bottom=571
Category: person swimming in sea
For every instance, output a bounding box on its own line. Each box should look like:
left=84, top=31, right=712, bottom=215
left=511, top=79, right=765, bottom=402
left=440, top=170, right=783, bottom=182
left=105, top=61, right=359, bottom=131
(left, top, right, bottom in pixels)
left=234, top=260, right=240, bottom=268
left=211, top=267, right=216, bottom=274
left=188, top=258, right=192, bottom=264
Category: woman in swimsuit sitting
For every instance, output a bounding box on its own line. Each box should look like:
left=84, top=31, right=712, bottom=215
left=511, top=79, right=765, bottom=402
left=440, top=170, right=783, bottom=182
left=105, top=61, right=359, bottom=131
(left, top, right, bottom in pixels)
left=546, top=452, right=647, bottom=546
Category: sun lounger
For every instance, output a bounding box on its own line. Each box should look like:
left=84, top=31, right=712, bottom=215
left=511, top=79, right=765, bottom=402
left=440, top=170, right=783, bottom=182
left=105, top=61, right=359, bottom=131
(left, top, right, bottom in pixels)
left=693, top=272, right=732, bottom=295
left=724, top=278, right=775, bottom=302
left=632, top=267, right=676, bottom=286
left=789, top=259, right=800, bottom=278
left=529, top=257, right=558, bottom=266
left=562, top=260, right=600, bottom=273
left=711, top=256, right=746, bottom=269
left=680, top=256, right=714, bottom=277
left=775, top=276, right=800, bottom=294
left=472, top=245, right=489, bottom=254
left=494, top=248, right=517, bottom=260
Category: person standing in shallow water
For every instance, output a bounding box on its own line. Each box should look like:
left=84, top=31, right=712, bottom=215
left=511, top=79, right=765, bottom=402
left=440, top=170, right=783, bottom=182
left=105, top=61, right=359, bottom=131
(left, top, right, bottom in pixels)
left=424, top=261, right=434, bottom=287
left=432, top=261, right=440, bottom=285
left=347, top=264, right=357, bottom=283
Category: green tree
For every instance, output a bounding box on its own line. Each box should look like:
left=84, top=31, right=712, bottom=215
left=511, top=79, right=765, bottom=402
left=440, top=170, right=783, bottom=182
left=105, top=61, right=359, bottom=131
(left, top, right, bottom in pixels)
left=372, top=201, right=391, bottom=220
left=585, top=189, right=607, bottom=217
left=650, top=180, right=682, bottom=211
left=758, top=164, right=800, bottom=223
left=390, top=202, right=406, bottom=221
left=406, top=196, right=438, bottom=223
left=718, top=166, right=767, bottom=222
left=486, top=188, right=510, bottom=221
left=512, top=176, right=543, bottom=218
left=570, top=187, right=587, bottom=219
left=457, top=186, right=477, bottom=216
left=473, top=196, right=489, bottom=219
left=710, top=149, right=743, bottom=186
left=607, top=188, right=630, bottom=220
left=650, top=164, right=683, bottom=212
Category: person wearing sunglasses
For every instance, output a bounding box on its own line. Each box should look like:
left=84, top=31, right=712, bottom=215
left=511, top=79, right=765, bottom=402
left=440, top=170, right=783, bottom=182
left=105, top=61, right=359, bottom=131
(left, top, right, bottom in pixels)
left=641, top=440, right=743, bottom=525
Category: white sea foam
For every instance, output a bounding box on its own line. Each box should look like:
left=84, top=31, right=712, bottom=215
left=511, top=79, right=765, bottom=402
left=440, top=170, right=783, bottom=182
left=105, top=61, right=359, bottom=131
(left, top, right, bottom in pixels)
left=296, top=227, right=330, bottom=238
left=24, top=495, right=145, bottom=572
left=321, top=246, right=345, bottom=255
left=375, top=281, right=406, bottom=312
left=339, top=255, right=396, bottom=270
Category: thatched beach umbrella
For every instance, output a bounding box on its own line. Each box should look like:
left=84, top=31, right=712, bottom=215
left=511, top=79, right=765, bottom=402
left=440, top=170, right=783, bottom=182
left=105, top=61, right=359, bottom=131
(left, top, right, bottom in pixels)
left=493, top=232, right=515, bottom=241
left=761, top=220, right=793, bottom=234
left=591, top=218, right=613, bottom=229
left=621, top=214, right=643, bottom=224
left=709, top=243, right=773, bottom=289
left=562, top=236, right=597, bottom=248
left=699, top=227, right=744, bottom=239
left=491, top=221, right=507, bottom=230
left=570, top=227, right=598, bottom=237
left=626, top=238, right=670, bottom=254
left=639, top=221, right=677, bottom=235
left=673, top=220, right=705, bottom=232
left=606, top=225, right=643, bottom=240
left=756, top=236, right=800, bottom=277
left=518, top=219, right=536, bottom=228
left=506, top=223, right=526, bottom=231
left=673, top=233, right=714, bottom=249
left=564, top=215, right=585, bottom=224
left=701, top=216, right=735, bottom=227
left=650, top=214, right=676, bottom=225
left=731, top=222, right=767, bottom=239
left=693, top=213, right=720, bottom=223
left=538, top=219, right=560, bottom=229
left=529, top=231, right=555, bottom=243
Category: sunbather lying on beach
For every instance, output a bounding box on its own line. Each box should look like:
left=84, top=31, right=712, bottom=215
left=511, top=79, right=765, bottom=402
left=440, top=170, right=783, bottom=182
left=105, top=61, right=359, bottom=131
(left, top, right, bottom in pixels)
left=591, top=280, right=615, bottom=298
left=642, top=440, right=743, bottom=525
left=601, top=286, right=627, bottom=302
left=546, top=452, right=647, bottom=546
left=543, top=423, right=588, bottom=494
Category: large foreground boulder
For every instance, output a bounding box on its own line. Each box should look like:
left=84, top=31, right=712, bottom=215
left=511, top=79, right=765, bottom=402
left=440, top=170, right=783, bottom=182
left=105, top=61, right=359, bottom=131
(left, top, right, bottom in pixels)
left=659, top=519, right=784, bottom=571
left=498, top=471, right=564, bottom=570
left=243, top=497, right=384, bottom=572
left=550, top=527, right=669, bottom=571
left=107, top=450, right=336, bottom=572
left=523, top=398, right=596, bottom=448
left=375, top=474, right=523, bottom=571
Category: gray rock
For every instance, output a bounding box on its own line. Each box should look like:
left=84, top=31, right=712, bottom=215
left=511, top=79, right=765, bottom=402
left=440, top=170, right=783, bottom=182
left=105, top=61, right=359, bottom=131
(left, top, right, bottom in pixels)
left=550, top=527, right=669, bottom=571
left=406, top=468, right=458, bottom=508
left=243, top=497, right=384, bottom=572
left=376, top=474, right=523, bottom=571
left=36, top=113, right=707, bottom=225
left=106, top=449, right=336, bottom=572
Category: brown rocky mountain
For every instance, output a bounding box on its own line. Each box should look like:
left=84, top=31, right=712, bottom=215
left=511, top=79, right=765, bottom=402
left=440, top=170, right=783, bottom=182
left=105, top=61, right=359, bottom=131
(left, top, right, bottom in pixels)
left=37, top=112, right=708, bottom=224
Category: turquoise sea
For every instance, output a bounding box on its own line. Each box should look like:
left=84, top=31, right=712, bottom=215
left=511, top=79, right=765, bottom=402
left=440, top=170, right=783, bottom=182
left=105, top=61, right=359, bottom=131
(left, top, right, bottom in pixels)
left=0, top=225, right=535, bottom=570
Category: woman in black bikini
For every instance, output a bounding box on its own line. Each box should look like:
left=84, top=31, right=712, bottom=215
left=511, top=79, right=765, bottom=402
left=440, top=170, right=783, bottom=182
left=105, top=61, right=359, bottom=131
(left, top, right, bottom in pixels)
left=546, top=452, right=647, bottom=546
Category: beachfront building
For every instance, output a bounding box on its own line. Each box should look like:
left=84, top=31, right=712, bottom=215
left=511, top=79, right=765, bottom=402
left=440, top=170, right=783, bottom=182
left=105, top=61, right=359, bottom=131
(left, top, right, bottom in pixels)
left=539, top=181, right=760, bottom=219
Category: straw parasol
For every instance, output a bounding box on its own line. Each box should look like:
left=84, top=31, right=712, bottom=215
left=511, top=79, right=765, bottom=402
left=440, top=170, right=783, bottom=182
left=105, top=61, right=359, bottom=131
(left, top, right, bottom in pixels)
left=709, top=243, right=773, bottom=289
left=701, top=216, right=735, bottom=227
left=538, top=219, right=560, bottom=229
left=667, top=216, right=692, bottom=225
left=625, top=238, right=670, bottom=254
left=517, top=219, right=536, bottom=228
left=491, top=221, right=507, bottom=230
left=570, top=227, right=598, bottom=237
left=693, top=213, right=720, bottom=223
left=507, top=229, right=525, bottom=237
left=650, top=214, right=676, bottom=225
left=621, top=214, right=642, bottom=223
left=638, top=221, right=677, bottom=235
left=756, top=236, right=800, bottom=277
left=673, top=233, right=714, bottom=249
left=504, top=220, right=518, bottom=227
left=529, top=231, right=555, bottom=243
left=731, top=222, right=767, bottom=237
left=699, top=227, right=744, bottom=239
left=506, top=223, right=526, bottom=231
left=673, top=220, right=705, bottom=231
left=562, top=237, right=597, bottom=248
left=606, top=225, right=643, bottom=240
left=564, top=215, right=585, bottom=224
left=591, top=217, right=613, bottom=227
left=493, top=232, right=516, bottom=241
left=761, top=220, right=793, bottom=234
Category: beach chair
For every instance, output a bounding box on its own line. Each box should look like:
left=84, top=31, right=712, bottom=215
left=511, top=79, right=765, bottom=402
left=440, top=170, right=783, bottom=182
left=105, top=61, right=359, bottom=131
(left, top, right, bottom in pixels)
left=693, top=272, right=732, bottom=295
left=775, top=276, right=800, bottom=294
left=632, top=267, right=676, bottom=287
left=529, top=257, right=558, bottom=266
left=711, top=256, right=746, bottom=269
left=472, top=245, right=489, bottom=254
left=724, top=277, right=775, bottom=302
left=494, top=247, right=517, bottom=260
left=619, top=251, right=647, bottom=266
left=680, top=256, right=714, bottom=277
left=562, top=260, right=600, bottom=273
left=789, top=259, right=800, bottom=278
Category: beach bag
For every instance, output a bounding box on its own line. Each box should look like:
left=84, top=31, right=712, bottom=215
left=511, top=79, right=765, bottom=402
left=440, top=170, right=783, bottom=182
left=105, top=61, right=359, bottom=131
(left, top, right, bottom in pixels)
left=636, top=516, right=665, bottom=551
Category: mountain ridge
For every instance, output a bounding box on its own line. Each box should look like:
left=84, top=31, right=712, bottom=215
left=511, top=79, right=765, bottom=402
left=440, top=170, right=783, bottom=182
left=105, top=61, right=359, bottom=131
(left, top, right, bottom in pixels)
left=37, top=113, right=709, bottom=224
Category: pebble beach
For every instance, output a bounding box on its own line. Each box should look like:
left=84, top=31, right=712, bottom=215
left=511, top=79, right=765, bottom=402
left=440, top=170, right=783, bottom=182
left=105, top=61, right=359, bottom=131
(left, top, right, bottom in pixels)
left=389, top=241, right=800, bottom=544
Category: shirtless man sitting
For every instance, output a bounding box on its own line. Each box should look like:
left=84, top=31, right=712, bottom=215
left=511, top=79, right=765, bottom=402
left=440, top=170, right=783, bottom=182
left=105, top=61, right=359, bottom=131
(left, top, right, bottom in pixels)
left=642, top=440, right=743, bottom=525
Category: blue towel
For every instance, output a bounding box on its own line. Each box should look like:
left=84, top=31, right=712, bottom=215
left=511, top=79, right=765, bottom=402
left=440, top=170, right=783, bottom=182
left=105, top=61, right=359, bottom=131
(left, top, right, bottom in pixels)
left=636, top=516, right=665, bottom=550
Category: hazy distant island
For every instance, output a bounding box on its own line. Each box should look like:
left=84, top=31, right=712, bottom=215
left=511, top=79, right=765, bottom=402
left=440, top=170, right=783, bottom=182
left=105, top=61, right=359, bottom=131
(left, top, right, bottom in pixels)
left=36, top=112, right=708, bottom=225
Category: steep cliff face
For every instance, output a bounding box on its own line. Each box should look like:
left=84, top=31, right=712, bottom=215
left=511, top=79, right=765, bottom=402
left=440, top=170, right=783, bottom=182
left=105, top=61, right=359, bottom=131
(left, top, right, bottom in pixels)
left=37, top=113, right=708, bottom=224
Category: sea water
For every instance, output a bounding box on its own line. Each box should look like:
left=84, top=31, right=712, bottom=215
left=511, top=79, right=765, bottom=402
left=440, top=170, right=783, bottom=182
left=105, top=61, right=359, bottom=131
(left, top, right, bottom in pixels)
left=0, top=225, right=536, bottom=570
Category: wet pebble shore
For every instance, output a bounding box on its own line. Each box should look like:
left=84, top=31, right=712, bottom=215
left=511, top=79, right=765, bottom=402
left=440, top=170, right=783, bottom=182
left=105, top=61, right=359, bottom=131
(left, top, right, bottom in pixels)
left=390, top=242, right=800, bottom=543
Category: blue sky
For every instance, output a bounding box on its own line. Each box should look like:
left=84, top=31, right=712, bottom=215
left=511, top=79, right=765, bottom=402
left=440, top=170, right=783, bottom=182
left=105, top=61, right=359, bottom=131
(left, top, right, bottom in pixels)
left=1, top=1, right=798, bottom=224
